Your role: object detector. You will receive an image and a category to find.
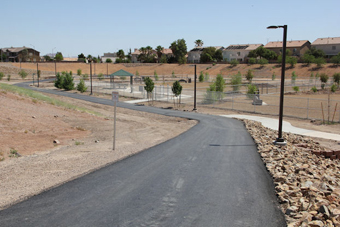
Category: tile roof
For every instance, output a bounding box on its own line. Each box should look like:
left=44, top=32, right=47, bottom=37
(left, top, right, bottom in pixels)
left=312, top=37, right=340, bottom=45
left=1, top=47, right=36, bottom=53
left=264, top=40, right=310, bottom=48
left=162, top=48, right=172, bottom=54
left=225, top=44, right=263, bottom=50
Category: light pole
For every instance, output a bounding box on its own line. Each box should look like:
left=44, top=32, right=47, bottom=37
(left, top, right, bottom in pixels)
left=30, top=44, right=35, bottom=62
left=193, top=64, right=197, bottom=111
left=52, top=47, right=56, bottom=75
left=267, top=25, right=287, bottom=145
left=90, top=61, right=93, bottom=95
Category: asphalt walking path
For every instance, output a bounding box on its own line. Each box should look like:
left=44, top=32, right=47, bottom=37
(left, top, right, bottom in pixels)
left=0, top=83, right=286, bottom=227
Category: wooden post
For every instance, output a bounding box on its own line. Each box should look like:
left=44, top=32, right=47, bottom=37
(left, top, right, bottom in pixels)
left=321, top=102, right=325, bottom=124
left=332, top=103, right=338, bottom=123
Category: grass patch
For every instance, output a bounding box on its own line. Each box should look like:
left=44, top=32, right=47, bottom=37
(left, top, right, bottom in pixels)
left=9, top=148, right=19, bottom=158
left=75, top=141, right=84, bottom=145
left=0, top=83, right=102, bottom=116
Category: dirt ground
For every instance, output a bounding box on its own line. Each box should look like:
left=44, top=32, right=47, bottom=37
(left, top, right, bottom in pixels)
left=0, top=89, right=197, bottom=210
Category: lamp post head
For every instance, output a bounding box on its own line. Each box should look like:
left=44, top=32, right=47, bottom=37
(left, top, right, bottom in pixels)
left=267, top=25, right=287, bottom=29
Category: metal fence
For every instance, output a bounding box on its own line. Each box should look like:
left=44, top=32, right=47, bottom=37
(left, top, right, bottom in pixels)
left=82, top=79, right=340, bottom=122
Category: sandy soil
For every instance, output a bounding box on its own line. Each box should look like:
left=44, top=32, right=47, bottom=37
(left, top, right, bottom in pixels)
left=0, top=90, right=196, bottom=210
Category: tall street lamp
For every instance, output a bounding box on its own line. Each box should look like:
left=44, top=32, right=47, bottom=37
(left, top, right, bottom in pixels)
left=267, top=25, right=287, bottom=145
left=191, top=64, right=197, bottom=111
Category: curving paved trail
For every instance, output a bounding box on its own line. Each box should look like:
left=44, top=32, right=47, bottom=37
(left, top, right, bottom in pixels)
left=0, top=84, right=286, bottom=227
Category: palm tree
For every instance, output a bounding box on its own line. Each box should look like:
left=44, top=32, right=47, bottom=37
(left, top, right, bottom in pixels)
left=195, top=39, right=204, bottom=47
left=156, top=45, right=164, bottom=63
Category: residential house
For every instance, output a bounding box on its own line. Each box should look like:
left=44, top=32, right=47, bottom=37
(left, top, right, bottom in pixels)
left=264, top=40, right=311, bottom=57
left=187, top=46, right=223, bottom=63
left=131, top=49, right=141, bottom=63
left=101, top=52, right=118, bottom=63
left=222, top=44, right=263, bottom=62
left=311, top=37, right=340, bottom=57
left=1, top=46, right=40, bottom=62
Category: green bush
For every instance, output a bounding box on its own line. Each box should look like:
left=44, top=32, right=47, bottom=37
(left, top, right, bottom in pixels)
left=136, top=71, right=140, bottom=76
left=120, top=76, right=126, bottom=80
left=272, top=72, right=276, bottom=81
left=54, top=73, right=64, bottom=89
left=291, top=71, right=297, bottom=85
left=331, top=84, right=337, bottom=93
left=247, top=84, right=257, bottom=98
left=258, top=58, right=268, bottom=66
left=248, top=58, right=257, bottom=64
left=77, top=69, right=82, bottom=76
left=105, top=58, right=113, bottom=63
left=333, top=73, right=340, bottom=85
left=230, top=59, right=239, bottom=67
left=199, top=71, right=204, bottom=82
left=7, top=75, right=10, bottom=81
left=311, top=86, right=317, bottom=92
left=97, top=73, right=104, bottom=80
left=18, top=70, right=28, bottom=79
left=331, top=55, right=340, bottom=66
left=172, top=71, right=175, bottom=78
left=82, top=74, right=89, bottom=80
left=0, top=72, right=4, bottom=80
left=204, top=72, right=209, bottom=82
left=231, top=71, right=242, bottom=91
left=77, top=79, right=87, bottom=93
left=154, top=70, right=159, bottom=81
left=293, top=86, right=299, bottom=92
left=320, top=73, right=329, bottom=84
left=63, top=73, right=75, bottom=91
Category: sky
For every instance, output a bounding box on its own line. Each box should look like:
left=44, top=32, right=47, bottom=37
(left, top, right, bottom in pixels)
left=2, top=0, right=339, bottom=58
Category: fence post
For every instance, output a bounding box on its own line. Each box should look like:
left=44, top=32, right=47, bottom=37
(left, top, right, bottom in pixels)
left=232, top=95, right=234, bottom=110
left=167, top=85, right=169, bottom=103
left=307, top=98, right=309, bottom=119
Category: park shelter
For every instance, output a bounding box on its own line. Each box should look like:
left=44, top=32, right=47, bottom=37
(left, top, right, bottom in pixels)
left=109, top=69, right=134, bottom=92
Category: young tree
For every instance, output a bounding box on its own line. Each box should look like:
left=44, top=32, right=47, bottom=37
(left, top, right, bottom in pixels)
left=320, top=73, right=329, bottom=89
left=63, top=72, right=75, bottom=91
left=287, top=56, right=297, bottom=67
left=170, top=39, right=187, bottom=64
left=105, top=58, right=113, bottom=63
left=55, top=52, right=64, bottom=62
left=172, top=80, right=183, bottom=107
left=333, top=73, right=340, bottom=86
left=43, top=55, right=52, bottom=62
left=78, top=53, right=86, bottom=62
left=77, top=79, right=87, bottom=93
left=314, top=57, right=326, bottom=68
left=0, top=72, right=4, bottom=80
left=302, top=54, right=315, bottom=66
left=331, top=53, right=340, bottom=66
left=200, top=47, right=216, bottom=63
left=231, top=71, right=242, bottom=91
left=154, top=70, right=159, bottom=81
left=245, top=69, right=254, bottom=83
left=199, top=71, right=204, bottom=82
left=54, top=73, right=64, bottom=89
left=305, top=47, right=325, bottom=58
left=291, top=71, right=297, bottom=85
left=144, top=77, right=154, bottom=104
left=195, top=39, right=204, bottom=47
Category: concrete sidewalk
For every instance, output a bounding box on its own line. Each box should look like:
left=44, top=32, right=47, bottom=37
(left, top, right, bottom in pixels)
left=222, top=115, right=340, bottom=141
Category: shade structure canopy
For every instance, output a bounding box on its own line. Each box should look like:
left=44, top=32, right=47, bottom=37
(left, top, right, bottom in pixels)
left=109, top=69, right=134, bottom=77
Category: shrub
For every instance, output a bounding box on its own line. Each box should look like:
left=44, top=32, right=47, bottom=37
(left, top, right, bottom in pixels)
left=37, top=70, right=41, bottom=79
left=248, top=58, right=257, bottom=64
left=258, top=58, right=268, bottom=66
left=272, top=72, right=276, bottom=81
left=120, top=76, right=126, bottom=81
left=320, top=73, right=329, bottom=84
left=172, top=80, right=183, bottom=107
left=77, top=69, right=82, bottom=76
left=331, top=84, right=337, bottom=93
left=333, top=73, right=340, bottom=85
left=136, top=71, right=140, bottom=76
left=18, top=70, right=28, bottom=79
left=154, top=70, right=159, bottom=81
left=82, top=74, right=89, bottom=80
left=311, top=86, right=317, bottom=92
left=54, top=73, right=64, bottom=89
left=97, top=73, right=104, bottom=80
left=331, top=55, right=340, bottom=66
left=69, top=71, right=72, bottom=76
left=291, top=71, right=297, bottom=85
left=302, top=54, right=315, bottom=66
left=7, top=75, right=10, bottom=81
left=231, top=71, right=242, bottom=91
left=204, top=72, right=209, bottom=82
left=293, top=86, right=299, bottom=92
left=144, top=77, right=154, bottom=102
left=247, top=84, right=257, bottom=98
left=0, top=72, right=4, bottom=80
left=230, top=59, right=239, bottom=67
left=199, top=71, right=204, bottom=82
left=245, top=69, right=253, bottom=83
left=63, top=72, right=75, bottom=91
left=105, top=58, right=113, bottom=63
left=77, top=79, right=87, bottom=93
left=314, top=57, right=326, bottom=67
left=172, top=71, right=175, bottom=78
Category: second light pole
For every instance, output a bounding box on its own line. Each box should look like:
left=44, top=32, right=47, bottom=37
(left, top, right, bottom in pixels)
left=267, top=24, right=288, bottom=145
